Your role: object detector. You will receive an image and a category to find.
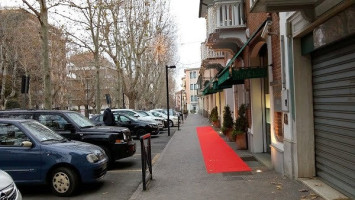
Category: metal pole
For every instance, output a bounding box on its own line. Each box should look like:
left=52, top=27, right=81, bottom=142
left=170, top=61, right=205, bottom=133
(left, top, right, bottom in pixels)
left=122, top=92, right=125, bottom=109
left=122, top=84, right=125, bottom=109
left=85, top=78, right=89, bottom=118
left=166, top=66, right=170, bottom=136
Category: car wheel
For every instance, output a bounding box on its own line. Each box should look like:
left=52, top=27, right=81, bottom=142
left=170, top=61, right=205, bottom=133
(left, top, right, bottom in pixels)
left=50, top=167, right=79, bottom=197
left=136, top=128, right=146, bottom=138
left=169, top=120, right=174, bottom=127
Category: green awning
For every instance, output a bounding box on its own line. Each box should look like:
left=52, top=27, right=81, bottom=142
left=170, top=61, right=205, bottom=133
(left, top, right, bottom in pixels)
left=202, top=85, right=215, bottom=95
left=213, top=80, right=231, bottom=90
left=218, top=67, right=267, bottom=86
left=217, top=17, right=271, bottom=81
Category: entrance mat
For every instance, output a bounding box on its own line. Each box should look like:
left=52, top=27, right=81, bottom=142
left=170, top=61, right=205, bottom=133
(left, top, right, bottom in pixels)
left=197, top=126, right=251, bottom=174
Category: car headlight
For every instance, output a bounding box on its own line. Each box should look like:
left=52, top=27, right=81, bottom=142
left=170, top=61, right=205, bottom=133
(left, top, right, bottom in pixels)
left=87, top=153, right=99, bottom=163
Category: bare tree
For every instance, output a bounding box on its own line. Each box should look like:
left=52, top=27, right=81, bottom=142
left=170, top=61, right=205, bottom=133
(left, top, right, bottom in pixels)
left=21, top=0, right=60, bottom=109
left=63, top=0, right=105, bottom=113
left=101, top=0, right=178, bottom=109
left=0, top=8, right=67, bottom=109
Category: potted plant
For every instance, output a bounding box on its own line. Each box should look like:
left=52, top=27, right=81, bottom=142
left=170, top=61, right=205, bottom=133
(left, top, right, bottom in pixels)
left=222, top=105, right=234, bottom=140
left=209, top=106, right=220, bottom=128
left=233, top=104, right=248, bottom=150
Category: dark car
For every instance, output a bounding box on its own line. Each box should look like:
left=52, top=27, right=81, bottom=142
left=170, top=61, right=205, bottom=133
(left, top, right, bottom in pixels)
left=0, top=119, right=107, bottom=196
left=90, top=113, right=159, bottom=138
left=0, top=110, right=136, bottom=165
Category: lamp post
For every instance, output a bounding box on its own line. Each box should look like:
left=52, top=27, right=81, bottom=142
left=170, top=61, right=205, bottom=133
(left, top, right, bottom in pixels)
left=166, top=65, right=176, bottom=136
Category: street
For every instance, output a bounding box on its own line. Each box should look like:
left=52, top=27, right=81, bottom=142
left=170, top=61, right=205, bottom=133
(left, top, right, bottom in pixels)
left=19, top=127, right=179, bottom=200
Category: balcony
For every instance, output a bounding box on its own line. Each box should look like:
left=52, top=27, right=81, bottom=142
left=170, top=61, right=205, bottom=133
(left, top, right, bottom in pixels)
left=201, top=43, right=225, bottom=60
left=207, top=1, right=246, bottom=35
left=250, top=0, right=320, bottom=13
left=205, top=1, right=246, bottom=53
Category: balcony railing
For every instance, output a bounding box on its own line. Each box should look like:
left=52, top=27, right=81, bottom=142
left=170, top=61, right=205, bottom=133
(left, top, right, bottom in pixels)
left=207, top=1, right=245, bottom=35
left=201, top=43, right=225, bottom=60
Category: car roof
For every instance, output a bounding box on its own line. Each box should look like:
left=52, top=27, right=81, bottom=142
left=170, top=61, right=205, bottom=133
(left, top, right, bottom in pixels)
left=0, top=110, right=79, bottom=114
left=0, top=118, right=32, bottom=123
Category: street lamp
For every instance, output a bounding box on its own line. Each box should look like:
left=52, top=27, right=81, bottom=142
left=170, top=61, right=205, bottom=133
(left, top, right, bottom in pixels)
left=166, top=65, right=176, bottom=136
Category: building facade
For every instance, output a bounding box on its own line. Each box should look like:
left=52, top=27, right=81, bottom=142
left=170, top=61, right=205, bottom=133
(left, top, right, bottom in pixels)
left=184, top=68, right=200, bottom=113
left=197, top=0, right=354, bottom=199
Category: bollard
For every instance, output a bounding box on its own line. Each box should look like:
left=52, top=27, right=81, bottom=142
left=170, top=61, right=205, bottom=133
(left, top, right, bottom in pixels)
left=178, top=116, right=180, bottom=130
left=140, top=133, right=152, bottom=190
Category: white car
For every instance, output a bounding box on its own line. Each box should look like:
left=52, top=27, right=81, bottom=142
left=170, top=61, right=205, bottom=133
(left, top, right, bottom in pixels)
left=0, top=170, right=22, bottom=200
left=136, top=110, right=166, bottom=129
left=150, top=110, right=179, bottom=127
left=111, top=109, right=163, bottom=129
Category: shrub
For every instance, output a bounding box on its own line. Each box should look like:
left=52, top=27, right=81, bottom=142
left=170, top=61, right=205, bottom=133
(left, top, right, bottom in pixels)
left=209, top=106, right=218, bottom=122
left=222, top=105, right=233, bottom=129
left=234, top=104, right=248, bottom=134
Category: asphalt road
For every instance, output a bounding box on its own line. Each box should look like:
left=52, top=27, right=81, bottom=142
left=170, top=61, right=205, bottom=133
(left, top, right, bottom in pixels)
left=19, top=126, right=178, bottom=200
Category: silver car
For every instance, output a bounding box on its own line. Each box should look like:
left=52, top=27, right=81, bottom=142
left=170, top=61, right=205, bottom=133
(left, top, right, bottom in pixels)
left=0, top=169, right=22, bottom=200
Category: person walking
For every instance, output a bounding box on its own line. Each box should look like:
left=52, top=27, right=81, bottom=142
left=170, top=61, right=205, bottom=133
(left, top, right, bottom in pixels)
left=103, top=107, right=115, bottom=126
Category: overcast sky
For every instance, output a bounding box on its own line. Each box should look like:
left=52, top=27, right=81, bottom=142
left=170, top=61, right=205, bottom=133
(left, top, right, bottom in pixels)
left=169, top=0, right=206, bottom=89
left=0, top=0, right=206, bottom=90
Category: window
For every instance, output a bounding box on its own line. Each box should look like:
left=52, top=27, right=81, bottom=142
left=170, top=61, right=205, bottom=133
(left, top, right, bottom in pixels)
left=190, top=95, right=198, bottom=102
left=38, top=114, right=70, bottom=131
left=0, top=123, right=29, bottom=146
left=190, top=71, right=197, bottom=79
left=119, top=115, right=130, bottom=123
left=190, top=84, right=198, bottom=90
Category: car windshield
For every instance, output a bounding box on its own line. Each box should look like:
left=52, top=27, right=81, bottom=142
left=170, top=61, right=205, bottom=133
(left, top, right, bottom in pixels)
left=21, top=121, right=65, bottom=143
left=116, top=114, right=138, bottom=122
left=137, top=111, right=149, bottom=117
left=151, top=112, right=163, bottom=117
left=67, top=112, right=94, bottom=128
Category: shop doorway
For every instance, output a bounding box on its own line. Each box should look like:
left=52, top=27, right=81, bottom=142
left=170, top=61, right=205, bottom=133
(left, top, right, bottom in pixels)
left=259, top=44, right=271, bottom=153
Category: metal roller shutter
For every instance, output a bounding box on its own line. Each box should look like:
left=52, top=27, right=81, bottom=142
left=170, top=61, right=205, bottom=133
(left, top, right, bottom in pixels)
left=311, top=36, right=355, bottom=199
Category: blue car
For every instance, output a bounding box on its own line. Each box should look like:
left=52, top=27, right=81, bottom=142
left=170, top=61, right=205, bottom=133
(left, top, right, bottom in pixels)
left=0, top=119, right=107, bottom=197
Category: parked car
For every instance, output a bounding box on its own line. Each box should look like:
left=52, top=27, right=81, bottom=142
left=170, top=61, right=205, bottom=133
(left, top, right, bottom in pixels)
left=0, top=169, right=22, bottom=200
left=136, top=110, right=166, bottom=129
left=0, top=110, right=136, bottom=165
left=150, top=109, right=179, bottom=127
left=90, top=113, right=159, bottom=138
left=0, top=119, right=107, bottom=196
left=111, top=109, right=164, bottom=128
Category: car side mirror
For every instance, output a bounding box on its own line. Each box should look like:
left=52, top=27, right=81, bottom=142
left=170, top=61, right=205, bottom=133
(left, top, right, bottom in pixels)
left=21, top=141, right=32, bottom=148
left=134, top=114, right=139, bottom=118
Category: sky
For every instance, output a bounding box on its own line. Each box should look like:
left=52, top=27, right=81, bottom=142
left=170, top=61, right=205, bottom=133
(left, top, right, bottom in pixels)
left=169, top=0, right=206, bottom=89
left=0, top=0, right=206, bottom=90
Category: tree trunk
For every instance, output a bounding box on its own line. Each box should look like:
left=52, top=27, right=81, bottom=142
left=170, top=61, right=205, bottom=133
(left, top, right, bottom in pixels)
left=95, top=52, right=101, bottom=113
left=40, top=1, right=52, bottom=109
left=0, top=43, right=4, bottom=109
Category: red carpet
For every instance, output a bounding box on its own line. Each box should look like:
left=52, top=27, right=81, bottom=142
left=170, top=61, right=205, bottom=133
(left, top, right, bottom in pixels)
left=197, top=126, right=251, bottom=173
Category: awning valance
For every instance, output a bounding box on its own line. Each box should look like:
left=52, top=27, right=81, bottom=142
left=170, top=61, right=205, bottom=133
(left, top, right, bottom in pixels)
left=218, top=67, right=267, bottom=86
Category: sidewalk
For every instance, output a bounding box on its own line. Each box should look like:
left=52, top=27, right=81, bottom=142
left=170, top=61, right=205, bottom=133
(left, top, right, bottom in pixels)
left=129, top=114, right=323, bottom=200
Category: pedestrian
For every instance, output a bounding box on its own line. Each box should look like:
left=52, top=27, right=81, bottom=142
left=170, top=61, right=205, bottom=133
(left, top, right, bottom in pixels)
left=103, top=107, right=115, bottom=126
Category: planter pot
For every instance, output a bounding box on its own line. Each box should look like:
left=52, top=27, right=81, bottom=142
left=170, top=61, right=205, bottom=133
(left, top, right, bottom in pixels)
left=212, top=120, right=220, bottom=128
left=236, top=133, right=247, bottom=150
left=225, top=129, right=234, bottom=141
